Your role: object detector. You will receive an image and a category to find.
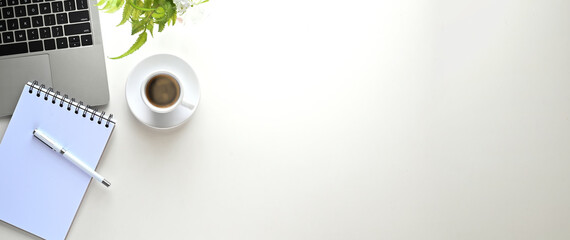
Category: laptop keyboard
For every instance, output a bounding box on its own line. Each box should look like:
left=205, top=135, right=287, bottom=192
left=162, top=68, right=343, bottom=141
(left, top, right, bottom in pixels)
left=0, top=0, right=93, bottom=56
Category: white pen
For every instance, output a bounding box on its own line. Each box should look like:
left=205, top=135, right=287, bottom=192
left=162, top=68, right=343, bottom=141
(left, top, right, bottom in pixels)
left=33, top=129, right=111, bottom=187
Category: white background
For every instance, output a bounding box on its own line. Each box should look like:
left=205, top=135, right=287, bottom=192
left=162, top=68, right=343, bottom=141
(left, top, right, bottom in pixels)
left=1, top=0, right=570, bottom=239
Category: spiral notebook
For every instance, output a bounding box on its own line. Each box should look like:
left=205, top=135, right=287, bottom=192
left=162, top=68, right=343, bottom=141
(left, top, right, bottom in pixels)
left=0, top=82, right=115, bottom=240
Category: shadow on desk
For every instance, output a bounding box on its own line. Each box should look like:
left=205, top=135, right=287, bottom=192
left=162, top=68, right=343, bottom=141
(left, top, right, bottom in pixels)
left=0, top=220, right=41, bottom=240
left=0, top=116, right=11, bottom=145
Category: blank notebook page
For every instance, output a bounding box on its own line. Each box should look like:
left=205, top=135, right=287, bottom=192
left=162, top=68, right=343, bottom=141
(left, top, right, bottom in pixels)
left=0, top=83, right=115, bottom=240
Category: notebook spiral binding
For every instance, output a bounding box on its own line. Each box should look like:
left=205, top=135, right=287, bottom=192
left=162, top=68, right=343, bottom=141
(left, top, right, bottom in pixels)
left=27, top=81, right=115, bottom=128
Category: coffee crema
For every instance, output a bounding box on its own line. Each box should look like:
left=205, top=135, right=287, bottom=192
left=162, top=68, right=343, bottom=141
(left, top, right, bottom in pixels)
left=144, top=74, right=181, bottom=108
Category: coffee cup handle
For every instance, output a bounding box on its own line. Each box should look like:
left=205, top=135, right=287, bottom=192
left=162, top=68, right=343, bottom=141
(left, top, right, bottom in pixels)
left=181, top=100, right=195, bottom=110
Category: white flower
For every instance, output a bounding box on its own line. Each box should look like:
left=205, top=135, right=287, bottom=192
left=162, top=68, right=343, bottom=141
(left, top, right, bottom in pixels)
left=173, top=0, right=208, bottom=16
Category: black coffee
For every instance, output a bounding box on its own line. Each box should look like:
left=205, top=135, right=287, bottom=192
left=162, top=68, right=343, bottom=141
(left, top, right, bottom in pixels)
left=144, top=74, right=180, bottom=108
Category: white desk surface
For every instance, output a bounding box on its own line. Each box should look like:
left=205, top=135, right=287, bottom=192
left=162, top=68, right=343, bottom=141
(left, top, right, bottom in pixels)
left=2, top=1, right=570, bottom=239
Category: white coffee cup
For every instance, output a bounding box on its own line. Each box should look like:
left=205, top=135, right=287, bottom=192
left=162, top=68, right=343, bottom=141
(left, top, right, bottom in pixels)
left=141, top=71, right=195, bottom=114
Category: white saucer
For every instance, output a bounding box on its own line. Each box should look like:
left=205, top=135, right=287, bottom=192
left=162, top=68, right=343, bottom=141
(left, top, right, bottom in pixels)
left=126, top=54, right=200, bottom=129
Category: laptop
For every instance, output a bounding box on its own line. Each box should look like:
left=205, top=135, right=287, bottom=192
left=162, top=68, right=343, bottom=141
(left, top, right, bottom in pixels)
left=0, top=0, right=109, bottom=117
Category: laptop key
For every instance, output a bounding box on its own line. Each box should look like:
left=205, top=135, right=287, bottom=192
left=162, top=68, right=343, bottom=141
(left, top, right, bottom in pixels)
left=19, top=17, right=31, bottom=29
left=51, top=25, right=62, bottom=36
left=56, top=12, right=67, bottom=24
left=28, top=39, right=43, bottom=52
left=51, top=1, right=62, bottom=12
left=27, top=28, right=38, bottom=39
left=0, top=42, right=28, bottom=56
left=0, top=0, right=6, bottom=7
left=39, top=2, right=51, bottom=14
left=2, top=7, right=14, bottom=18
left=20, top=0, right=31, bottom=4
left=0, top=20, right=6, bottom=31
left=63, top=0, right=74, bottom=11
left=32, top=16, right=43, bottom=27
left=68, top=35, right=79, bottom=47
left=68, top=10, right=88, bottom=23
left=43, top=38, right=54, bottom=49
left=76, top=0, right=87, bottom=9
left=7, top=0, right=16, bottom=5
left=44, top=14, right=55, bottom=25
left=39, top=27, right=50, bottom=38
left=80, top=34, right=91, bottom=46
left=2, top=31, right=14, bottom=42
left=27, top=4, right=39, bottom=15
left=7, top=19, right=18, bottom=30
left=15, top=6, right=26, bottom=17
left=56, top=36, right=66, bottom=48
left=64, top=22, right=89, bottom=35
left=14, top=30, right=25, bottom=41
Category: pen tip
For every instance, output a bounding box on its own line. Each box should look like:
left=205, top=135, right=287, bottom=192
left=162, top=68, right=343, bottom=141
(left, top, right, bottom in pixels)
left=102, top=179, right=111, bottom=187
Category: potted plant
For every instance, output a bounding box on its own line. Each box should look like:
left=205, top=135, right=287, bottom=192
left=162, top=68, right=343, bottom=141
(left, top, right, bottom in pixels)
left=97, top=0, right=209, bottom=59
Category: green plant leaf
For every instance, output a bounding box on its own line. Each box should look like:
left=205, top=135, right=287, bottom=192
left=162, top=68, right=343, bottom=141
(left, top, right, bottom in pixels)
left=111, top=0, right=124, bottom=12
left=111, top=31, right=147, bottom=59
left=102, top=0, right=210, bottom=59
left=143, top=0, right=152, bottom=11
left=131, top=0, right=142, bottom=21
left=129, top=0, right=155, bottom=11
left=147, top=22, right=154, bottom=37
left=169, top=11, right=176, bottom=25
left=131, top=20, right=146, bottom=35
left=98, top=0, right=124, bottom=13
left=151, top=6, right=164, bottom=18
left=119, top=1, right=133, bottom=26
left=151, top=12, right=164, bottom=18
